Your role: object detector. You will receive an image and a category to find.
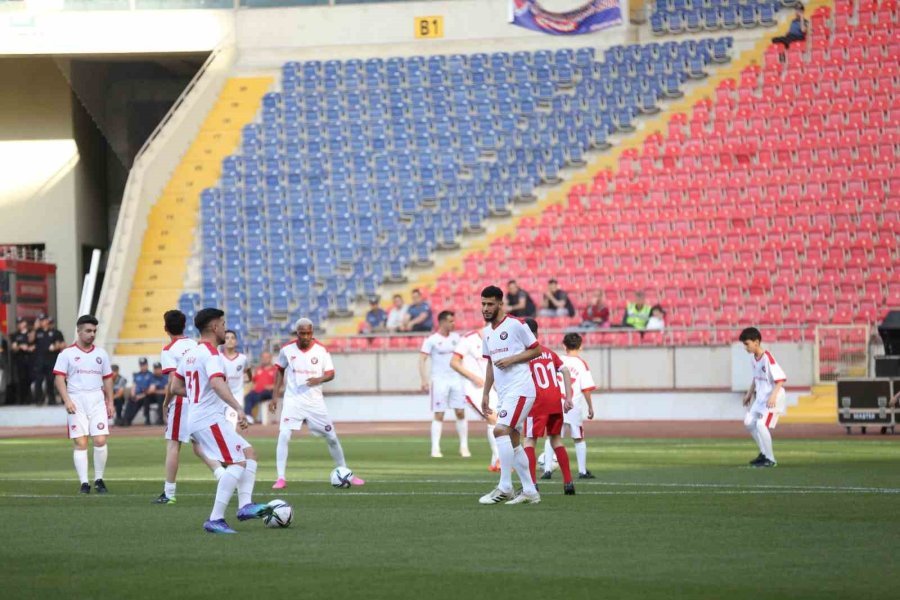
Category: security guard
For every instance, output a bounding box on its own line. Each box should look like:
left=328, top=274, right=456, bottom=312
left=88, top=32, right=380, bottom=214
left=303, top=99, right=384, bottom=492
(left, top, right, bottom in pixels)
left=124, top=357, right=155, bottom=426
left=10, top=318, right=34, bottom=404
left=623, top=291, right=652, bottom=330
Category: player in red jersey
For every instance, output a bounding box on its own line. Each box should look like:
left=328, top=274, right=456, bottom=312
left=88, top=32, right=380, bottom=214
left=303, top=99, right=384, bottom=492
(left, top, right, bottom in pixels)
left=521, top=319, right=576, bottom=495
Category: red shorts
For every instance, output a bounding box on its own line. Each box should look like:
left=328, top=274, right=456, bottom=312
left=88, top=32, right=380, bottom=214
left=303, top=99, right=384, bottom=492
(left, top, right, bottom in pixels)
left=525, top=413, right=563, bottom=438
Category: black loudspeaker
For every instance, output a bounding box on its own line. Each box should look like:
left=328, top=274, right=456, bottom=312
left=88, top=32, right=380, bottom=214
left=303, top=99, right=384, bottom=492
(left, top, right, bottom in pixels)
left=875, top=356, right=900, bottom=378
left=837, top=378, right=895, bottom=431
left=877, top=311, right=900, bottom=356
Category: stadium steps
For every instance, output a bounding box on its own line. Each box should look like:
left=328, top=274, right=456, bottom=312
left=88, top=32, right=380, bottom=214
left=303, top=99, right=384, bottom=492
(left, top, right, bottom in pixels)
left=116, top=77, right=273, bottom=355
left=781, top=384, right=837, bottom=424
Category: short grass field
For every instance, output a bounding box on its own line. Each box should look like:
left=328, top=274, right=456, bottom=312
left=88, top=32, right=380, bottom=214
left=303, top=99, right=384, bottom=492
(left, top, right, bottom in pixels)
left=1, top=433, right=898, bottom=600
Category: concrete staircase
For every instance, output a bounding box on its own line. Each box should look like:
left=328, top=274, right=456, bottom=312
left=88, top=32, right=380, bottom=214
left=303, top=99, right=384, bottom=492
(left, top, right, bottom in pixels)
left=781, top=384, right=837, bottom=424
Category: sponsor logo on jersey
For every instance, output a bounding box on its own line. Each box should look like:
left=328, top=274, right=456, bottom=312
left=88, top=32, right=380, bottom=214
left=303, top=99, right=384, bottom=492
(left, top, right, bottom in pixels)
left=311, top=357, right=319, bottom=365
left=498, top=410, right=508, bottom=418
left=324, top=424, right=332, bottom=432
left=97, top=422, right=105, bottom=430
left=74, top=356, right=81, bottom=362
left=96, top=357, right=102, bottom=364
left=500, top=332, right=509, bottom=340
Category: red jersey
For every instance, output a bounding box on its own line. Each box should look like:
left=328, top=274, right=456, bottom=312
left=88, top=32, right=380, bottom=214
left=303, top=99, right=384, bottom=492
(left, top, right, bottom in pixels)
left=252, top=364, right=278, bottom=393
left=529, top=345, right=565, bottom=417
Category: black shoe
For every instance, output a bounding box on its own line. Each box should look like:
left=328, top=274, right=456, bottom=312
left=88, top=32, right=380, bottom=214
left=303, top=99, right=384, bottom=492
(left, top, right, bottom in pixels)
left=152, top=493, right=173, bottom=504
left=540, top=471, right=553, bottom=480
left=534, top=484, right=540, bottom=493
left=578, top=471, right=596, bottom=480
left=79, top=483, right=90, bottom=494
left=94, top=479, right=108, bottom=494
left=749, top=453, right=766, bottom=466
left=753, top=459, right=777, bottom=468
left=564, top=482, right=575, bottom=495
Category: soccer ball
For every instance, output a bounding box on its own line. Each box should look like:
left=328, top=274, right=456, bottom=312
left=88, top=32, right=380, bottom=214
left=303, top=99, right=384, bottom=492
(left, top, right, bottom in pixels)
left=330, top=466, right=353, bottom=489
left=537, top=452, right=559, bottom=472
left=264, top=499, right=293, bottom=528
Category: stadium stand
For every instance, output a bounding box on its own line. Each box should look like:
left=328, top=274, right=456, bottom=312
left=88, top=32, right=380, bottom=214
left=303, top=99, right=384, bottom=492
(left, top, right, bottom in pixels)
left=650, top=0, right=790, bottom=35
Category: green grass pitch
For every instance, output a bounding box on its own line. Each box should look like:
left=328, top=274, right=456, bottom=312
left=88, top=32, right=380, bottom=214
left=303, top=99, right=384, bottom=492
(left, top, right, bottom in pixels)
left=1, top=434, right=898, bottom=600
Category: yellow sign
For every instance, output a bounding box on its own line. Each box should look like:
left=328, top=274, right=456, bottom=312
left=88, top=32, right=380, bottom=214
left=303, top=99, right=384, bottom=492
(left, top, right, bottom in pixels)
left=414, top=16, right=444, bottom=39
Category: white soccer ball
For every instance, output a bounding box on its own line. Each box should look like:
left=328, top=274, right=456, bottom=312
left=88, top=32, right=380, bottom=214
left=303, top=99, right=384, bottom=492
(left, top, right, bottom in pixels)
left=264, top=499, right=293, bottom=528
left=331, top=466, right=353, bottom=489
left=537, top=451, right=559, bottom=472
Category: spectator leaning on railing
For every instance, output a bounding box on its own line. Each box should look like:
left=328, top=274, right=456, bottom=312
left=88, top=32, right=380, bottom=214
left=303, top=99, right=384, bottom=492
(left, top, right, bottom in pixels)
left=359, top=296, right=388, bottom=334
left=506, top=280, right=537, bottom=318
left=622, top=291, right=652, bottom=330
left=404, top=289, right=434, bottom=333
left=581, top=290, right=611, bottom=329
left=539, top=279, right=576, bottom=318
left=386, top=294, right=408, bottom=332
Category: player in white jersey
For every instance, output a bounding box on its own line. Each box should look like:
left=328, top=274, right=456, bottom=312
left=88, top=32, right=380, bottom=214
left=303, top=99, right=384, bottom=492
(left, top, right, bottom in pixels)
left=420, top=310, right=469, bottom=458
left=220, top=329, right=250, bottom=431
left=170, top=308, right=272, bottom=534
left=451, top=328, right=501, bottom=470
left=154, top=310, right=222, bottom=505
left=545, top=332, right=597, bottom=480
left=270, top=318, right=365, bottom=489
left=53, top=315, right=114, bottom=494
left=477, top=285, right=542, bottom=505
left=740, top=327, right=786, bottom=467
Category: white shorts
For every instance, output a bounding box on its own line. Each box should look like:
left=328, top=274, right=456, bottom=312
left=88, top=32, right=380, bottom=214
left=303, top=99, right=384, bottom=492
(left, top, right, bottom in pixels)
left=465, top=387, right=498, bottom=419
left=431, top=378, right=466, bottom=412
left=280, top=400, right=335, bottom=437
left=67, top=391, right=109, bottom=439
left=224, top=406, right=239, bottom=431
left=747, top=410, right=780, bottom=430
left=495, top=394, right=535, bottom=431
left=192, top=419, right=249, bottom=464
left=564, top=405, right=585, bottom=439
left=164, top=399, right=192, bottom=443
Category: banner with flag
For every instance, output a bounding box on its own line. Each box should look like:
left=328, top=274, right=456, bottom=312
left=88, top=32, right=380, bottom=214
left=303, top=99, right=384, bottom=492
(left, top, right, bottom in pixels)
left=509, top=0, right=624, bottom=35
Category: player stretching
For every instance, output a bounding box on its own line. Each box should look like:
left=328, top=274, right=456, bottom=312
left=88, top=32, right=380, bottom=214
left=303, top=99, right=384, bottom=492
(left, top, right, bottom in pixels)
left=740, top=327, right=786, bottom=467
left=522, top=319, right=576, bottom=495
left=546, top=333, right=597, bottom=480
left=154, top=310, right=222, bottom=505
left=221, top=329, right=250, bottom=431
left=478, top=285, right=542, bottom=505
left=170, top=308, right=271, bottom=533
left=271, top=318, right=364, bottom=489
left=420, top=310, right=470, bottom=458
left=54, top=315, right=114, bottom=494
left=451, top=328, right=500, bottom=470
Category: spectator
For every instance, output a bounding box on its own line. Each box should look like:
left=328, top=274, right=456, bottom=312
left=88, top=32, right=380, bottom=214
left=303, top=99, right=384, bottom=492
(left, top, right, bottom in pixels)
left=359, top=296, right=388, bottom=334
left=124, top=357, right=154, bottom=426
left=10, top=317, right=33, bottom=405
left=386, top=294, right=408, bottom=332
left=622, top=291, right=652, bottom=330
left=404, top=289, right=434, bottom=332
left=245, top=351, right=277, bottom=421
left=646, top=306, right=666, bottom=331
left=111, top=365, right=129, bottom=426
left=32, top=314, right=65, bottom=405
left=581, top=290, right=611, bottom=329
left=147, top=362, right=168, bottom=425
left=539, top=279, right=576, bottom=317
left=772, top=5, right=808, bottom=58
left=506, top=280, right=536, bottom=318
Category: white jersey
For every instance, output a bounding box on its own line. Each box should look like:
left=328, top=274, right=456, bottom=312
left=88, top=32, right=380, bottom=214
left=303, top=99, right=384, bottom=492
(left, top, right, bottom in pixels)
left=175, top=341, right=227, bottom=431
left=751, top=350, right=787, bottom=411
left=160, top=336, right=197, bottom=399
left=453, top=330, right=489, bottom=398
left=221, top=351, right=248, bottom=402
left=421, top=331, right=463, bottom=383
left=276, top=340, right=335, bottom=409
left=560, top=355, right=597, bottom=412
left=482, top=315, right=538, bottom=400
left=53, top=344, right=113, bottom=394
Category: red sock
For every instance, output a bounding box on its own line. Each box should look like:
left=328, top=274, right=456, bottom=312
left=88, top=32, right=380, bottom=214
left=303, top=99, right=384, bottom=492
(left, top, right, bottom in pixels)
left=524, top=446, right=537, bottom=483
left=554, top=446, right=573, bottom=484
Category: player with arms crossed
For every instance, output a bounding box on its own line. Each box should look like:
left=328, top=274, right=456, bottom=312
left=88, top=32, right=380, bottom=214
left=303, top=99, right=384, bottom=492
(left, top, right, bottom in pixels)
left=451, top=328, right=500, bottom=470
left=169, top=308, right=272, bottom=533
left=220, top=329, right=250, bottom=431
left=546, top=333, right=597, bottom=480
left=478, top=285, right=542, bottom=505
left=522, top=319, right=576, bottom=495
left=420, top=310, right=470, bottom=458
left=271, top=318, right=364, bottom=489
left=740, top=327, right=786, bottom=467
left=54, top=315, right=114, bottom=494
left=154, top=310, right=222, bottom=505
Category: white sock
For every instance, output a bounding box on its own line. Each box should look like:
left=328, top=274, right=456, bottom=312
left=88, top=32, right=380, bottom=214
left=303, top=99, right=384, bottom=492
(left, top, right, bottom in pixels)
left=513, top=445, right=537, bottom=494
left=164, top=481, right=176, bottom=498
left=276, top=429, right=291, bottom=479
left=213, top=467, right=225, bottom=481
left=456, top=418, right=469, bottom=451
left=756, top=421, right=775, bottom=462
left=745, top=413, right=764, bottom=454
left=486, top=424, right=498, bottom=463
left=431, top=420, right=442, bottom=452
left=496, top=435, right=516, bottom=492
left=543, top=439, right=554, bottom=472
left=575, top=440, right=587, bottom=474
left=237, top=459, right=257, bottom=507
left=73, top=449, right=88, bottom=484
left=210, top=464, right=243, bottom=521
left=93, top=445, right=108, bottom=480
left=326, top=434, right=347, bottom=468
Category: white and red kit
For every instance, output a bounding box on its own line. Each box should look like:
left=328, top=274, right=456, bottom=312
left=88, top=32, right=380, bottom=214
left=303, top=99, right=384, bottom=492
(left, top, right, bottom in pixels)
left=525, top=346, right=566, bottom=439
left=275, top=340, right=336, bottom=436
left=560, top=355, right=597, bottom=439
left=421, top=331, right=465, bottom=412
left=175, top=341, right=249, bottom=464
left=221, top=350, right=248, bottom=429
left=452, top=330, right=498, bottom=417
left=750, top=350, right=787, bottom=428
left=160, top=336, right=197, bottom=443
left=481, top=316, right=539, bottom=430
left=53, top=344, right=114, bottom=439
